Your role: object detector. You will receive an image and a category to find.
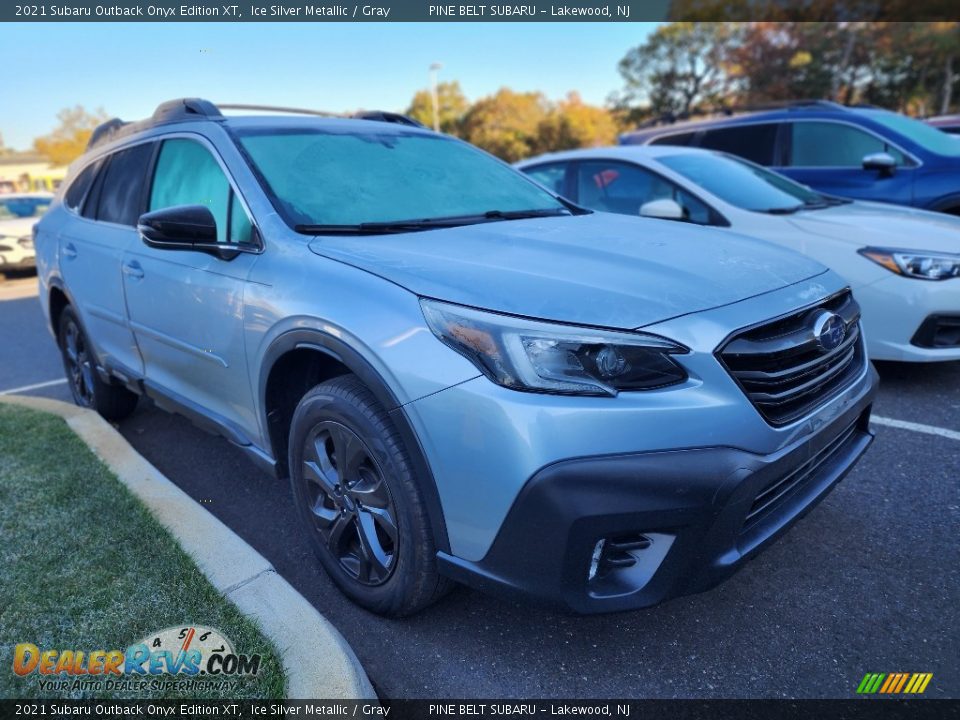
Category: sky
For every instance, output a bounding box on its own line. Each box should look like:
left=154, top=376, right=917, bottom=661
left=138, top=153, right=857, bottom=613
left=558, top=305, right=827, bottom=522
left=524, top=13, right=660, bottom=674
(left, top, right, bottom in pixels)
left=0, top=22, right=658, bottom=151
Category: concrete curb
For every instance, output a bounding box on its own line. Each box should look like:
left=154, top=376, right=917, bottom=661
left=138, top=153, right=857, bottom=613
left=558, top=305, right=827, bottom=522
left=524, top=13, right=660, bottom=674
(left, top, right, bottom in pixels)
left=0, top=394, right=376, bottom=701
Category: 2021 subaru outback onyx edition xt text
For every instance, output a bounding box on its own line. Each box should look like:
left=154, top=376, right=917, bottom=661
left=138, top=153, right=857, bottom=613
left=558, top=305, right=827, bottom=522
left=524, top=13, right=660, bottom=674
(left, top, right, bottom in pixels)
left=35, top=99, right=877, bottom=616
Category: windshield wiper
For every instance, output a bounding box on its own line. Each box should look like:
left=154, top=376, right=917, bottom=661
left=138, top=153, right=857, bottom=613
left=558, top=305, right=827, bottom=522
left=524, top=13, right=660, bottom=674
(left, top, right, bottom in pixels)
left=296, top=218, right=470, bottom=235
left=481, top=208, right=572, bottom=220
left=761, top=205, right=805, bottom=215
left=295, top=208, right=571, bottom=235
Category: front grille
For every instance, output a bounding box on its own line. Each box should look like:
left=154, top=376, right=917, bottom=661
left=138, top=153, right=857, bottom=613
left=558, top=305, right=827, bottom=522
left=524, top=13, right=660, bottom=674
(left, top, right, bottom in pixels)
left=741, top=419, right=859, bottom=534
left=718, top=290, right=865, bottom=426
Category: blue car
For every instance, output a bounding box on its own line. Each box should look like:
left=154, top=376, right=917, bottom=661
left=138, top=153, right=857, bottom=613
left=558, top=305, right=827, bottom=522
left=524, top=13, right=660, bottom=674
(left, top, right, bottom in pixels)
left=621, top=101, right=960, bottom=215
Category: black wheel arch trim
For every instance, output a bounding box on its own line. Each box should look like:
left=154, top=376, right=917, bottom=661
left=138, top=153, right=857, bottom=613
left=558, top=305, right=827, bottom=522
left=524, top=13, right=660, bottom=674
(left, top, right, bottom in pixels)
left=928, top=192, right=960, bottom=213
left=259, top=327, right=451, bottom=554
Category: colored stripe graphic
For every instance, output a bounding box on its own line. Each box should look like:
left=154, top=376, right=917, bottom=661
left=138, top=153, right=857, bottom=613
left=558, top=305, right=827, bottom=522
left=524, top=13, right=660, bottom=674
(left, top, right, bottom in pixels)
left=857, top=673, right=886, bottom=694
left=893, top=673, right=910, bottom=693
left=857, top=672, right=932, bottom=694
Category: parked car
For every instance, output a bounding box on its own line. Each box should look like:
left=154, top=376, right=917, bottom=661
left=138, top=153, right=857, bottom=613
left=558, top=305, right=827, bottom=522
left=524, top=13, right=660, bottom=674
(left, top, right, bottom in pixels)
left=517, top=146, right=960, bottom=362
left=0, top=192, right=51, bottom=273
left=36, top=98, right=876, bottom=616
left=620, top=101, right=960, bottom=215
left=926, top=114, right=960, bottom=135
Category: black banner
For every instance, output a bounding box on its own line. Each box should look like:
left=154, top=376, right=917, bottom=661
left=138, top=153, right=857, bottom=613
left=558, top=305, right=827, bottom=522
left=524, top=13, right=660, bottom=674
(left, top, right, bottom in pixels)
left=1, top=0, right=957, bottom=22
left=1, top=700, right=959, bottom=720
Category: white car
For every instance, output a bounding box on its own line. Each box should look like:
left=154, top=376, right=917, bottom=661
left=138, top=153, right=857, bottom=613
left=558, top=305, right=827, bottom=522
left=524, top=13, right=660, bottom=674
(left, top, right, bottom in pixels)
left=0, top=193, right=52, bottom=273
left=516, top=147, right=960, bottom=362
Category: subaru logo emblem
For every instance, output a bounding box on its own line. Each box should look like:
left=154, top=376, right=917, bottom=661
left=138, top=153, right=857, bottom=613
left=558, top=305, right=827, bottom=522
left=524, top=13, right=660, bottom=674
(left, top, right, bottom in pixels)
left=812, top=311, right=846, bottom=352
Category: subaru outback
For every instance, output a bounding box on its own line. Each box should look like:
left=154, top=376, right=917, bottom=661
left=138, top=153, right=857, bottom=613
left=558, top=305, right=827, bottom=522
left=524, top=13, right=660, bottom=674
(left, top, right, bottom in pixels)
left=35, top=99, right=877, bottom=615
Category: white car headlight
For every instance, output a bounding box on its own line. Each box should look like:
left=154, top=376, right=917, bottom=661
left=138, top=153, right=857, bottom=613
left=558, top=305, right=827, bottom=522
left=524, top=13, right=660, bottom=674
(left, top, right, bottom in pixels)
left=859, top=247, right=960, bottom=281
left=421, top=298, right=688, bottom=396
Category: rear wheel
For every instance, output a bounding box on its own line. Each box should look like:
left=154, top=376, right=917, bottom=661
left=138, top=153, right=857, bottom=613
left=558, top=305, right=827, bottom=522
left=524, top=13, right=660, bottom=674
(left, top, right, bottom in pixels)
left=58, top=306, right=138, bottom=421
left=288, top=375, right=451, bottom=616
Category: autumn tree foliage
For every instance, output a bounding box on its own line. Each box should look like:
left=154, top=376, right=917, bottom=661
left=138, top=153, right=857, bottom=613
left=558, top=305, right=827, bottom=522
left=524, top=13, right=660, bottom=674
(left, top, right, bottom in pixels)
left=33, top=106, right=109, bottom=165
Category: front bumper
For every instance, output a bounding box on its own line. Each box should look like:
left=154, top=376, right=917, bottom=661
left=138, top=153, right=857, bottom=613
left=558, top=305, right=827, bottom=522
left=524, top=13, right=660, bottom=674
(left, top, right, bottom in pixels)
left=857, top=274, right=960, bottom=362
left=438, top=366, right=877, bottom=614
left=0, top=253, right=36, bottom=270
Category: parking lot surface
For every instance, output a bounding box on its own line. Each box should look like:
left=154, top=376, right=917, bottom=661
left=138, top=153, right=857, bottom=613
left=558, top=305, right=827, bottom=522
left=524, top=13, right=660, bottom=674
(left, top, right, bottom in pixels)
left=2, top=273, right=957, bottom=699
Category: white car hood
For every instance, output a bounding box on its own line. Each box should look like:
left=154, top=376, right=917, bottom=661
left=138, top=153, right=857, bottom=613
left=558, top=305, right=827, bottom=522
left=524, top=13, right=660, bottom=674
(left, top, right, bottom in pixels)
left=785, top=202, right=960, bottom=253
left=0, top=217, right=37, bottom=240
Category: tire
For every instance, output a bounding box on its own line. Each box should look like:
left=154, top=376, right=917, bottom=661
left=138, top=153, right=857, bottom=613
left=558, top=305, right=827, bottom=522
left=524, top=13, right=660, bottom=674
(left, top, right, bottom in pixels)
left=288, top=375, right=451, bottom=616
left=58, top=305, right=139, bottom=421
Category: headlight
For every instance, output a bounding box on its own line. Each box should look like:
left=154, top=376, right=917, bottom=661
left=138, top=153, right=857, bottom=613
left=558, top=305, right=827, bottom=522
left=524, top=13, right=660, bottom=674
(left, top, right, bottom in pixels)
left=859, top=247, right=960, bottom=281
left=421, top=299, right=688, bottom=396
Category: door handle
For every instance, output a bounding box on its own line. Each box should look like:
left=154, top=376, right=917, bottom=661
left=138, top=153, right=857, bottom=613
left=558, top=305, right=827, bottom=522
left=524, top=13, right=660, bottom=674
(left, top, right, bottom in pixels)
left=122, top=261, right=144, bottom=279
left=62, top=243, right=78, bottom=260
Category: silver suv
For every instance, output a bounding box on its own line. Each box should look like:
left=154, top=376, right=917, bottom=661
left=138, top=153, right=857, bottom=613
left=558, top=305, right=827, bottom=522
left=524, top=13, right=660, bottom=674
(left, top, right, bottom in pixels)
left=35, top=99, right=877, bottom=615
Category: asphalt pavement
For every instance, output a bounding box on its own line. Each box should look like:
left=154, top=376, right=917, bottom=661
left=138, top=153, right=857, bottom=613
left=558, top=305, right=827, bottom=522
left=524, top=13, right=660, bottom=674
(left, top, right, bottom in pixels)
left=2, top=272, right=957, bottom=699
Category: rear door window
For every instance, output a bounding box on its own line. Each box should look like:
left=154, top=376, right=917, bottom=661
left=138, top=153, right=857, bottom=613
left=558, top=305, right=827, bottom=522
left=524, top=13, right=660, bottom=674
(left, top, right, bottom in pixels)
left=95, top=143, right=154, bottom=226
left=697, top=123, right=779, bottom=165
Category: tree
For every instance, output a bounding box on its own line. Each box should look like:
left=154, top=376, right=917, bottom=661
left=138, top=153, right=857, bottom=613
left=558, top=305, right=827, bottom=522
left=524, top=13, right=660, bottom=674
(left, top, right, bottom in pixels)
left=33, top=106, right=109, bottom=166
left=406, top=81, right=470, bottom=135
left=459, top=88, right=550, bottom=161
left=533, top=93, right=620, bottom=154
left=615, top=23, right=743, bottom=121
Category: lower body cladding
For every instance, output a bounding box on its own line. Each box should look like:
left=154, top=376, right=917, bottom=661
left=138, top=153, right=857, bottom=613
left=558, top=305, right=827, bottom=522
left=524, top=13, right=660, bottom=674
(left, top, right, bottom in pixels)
left=436, top=367, right=877, bottom=614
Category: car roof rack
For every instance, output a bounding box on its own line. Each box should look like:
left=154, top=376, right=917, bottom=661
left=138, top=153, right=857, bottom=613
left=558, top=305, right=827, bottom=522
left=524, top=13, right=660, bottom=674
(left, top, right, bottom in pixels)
left=86, top=98, right=425, bottom=150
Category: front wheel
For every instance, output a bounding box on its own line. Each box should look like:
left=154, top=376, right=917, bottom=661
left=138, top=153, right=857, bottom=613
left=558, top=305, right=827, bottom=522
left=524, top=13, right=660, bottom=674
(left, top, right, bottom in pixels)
left=58, top=306, right=138, bottom=421
left=288, top=375, right=451, bottom=616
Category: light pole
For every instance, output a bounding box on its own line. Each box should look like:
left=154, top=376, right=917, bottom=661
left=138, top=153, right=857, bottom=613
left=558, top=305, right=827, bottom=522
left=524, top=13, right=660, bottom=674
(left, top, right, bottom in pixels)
left=429, top=62, right=443, bottom=132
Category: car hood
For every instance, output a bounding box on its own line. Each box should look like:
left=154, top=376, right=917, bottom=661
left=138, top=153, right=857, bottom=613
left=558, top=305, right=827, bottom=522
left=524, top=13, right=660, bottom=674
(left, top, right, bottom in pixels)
left=785, top=202, right=960, bottom=252
left=0, top=218, right=36, bottom=238
left=308, top=213, right=826, bottom=329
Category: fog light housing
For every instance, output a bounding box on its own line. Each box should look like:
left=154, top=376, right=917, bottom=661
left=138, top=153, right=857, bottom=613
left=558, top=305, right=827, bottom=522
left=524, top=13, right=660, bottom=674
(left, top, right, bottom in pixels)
left=587, top=532, right=675, bottom=597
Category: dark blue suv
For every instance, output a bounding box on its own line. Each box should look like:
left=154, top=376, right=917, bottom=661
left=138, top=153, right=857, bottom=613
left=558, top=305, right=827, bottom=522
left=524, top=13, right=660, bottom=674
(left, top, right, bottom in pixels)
left=620, top=101, right=960, bottom=215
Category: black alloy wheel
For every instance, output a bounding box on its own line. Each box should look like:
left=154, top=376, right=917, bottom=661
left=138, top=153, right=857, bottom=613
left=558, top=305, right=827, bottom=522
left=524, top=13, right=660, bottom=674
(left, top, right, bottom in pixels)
left=61, top=314, right=96, bottom=408
left=300, top=420, right=399, bottom=585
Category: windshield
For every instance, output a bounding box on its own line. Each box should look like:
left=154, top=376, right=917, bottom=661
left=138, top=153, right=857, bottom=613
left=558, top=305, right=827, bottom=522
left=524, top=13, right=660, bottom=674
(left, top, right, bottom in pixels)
left=861, top=110, right=960, bottom=157
left=658, top=152, right=829, bottom=212
left=235, top=128, right=568, bottom=229
left=0, top=196, right=51, bottom=221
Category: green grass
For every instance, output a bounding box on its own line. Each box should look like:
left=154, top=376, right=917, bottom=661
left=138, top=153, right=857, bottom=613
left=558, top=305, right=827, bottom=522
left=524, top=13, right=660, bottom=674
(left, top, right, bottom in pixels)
left=0, top=404, right=286, bottom=699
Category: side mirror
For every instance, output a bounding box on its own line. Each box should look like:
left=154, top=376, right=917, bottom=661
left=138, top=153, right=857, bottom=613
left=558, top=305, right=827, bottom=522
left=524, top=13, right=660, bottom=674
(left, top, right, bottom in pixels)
left=639, top=198, right=685, bottom=221
left=138, top=205, right=243, bottom=260
left=862, top=152, right=896, bottom=175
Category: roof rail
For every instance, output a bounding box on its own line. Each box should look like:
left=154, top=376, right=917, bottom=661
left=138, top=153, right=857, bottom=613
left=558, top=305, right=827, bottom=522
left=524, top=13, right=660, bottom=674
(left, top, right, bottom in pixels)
left=627, top=98, right=854, bottom=132
left=217, top=103, right=339, bottom=118
left=218, top=103, right=425, bottom=127
left=86, top=98, right=426, bottom=151
left=86, top=97, right=225, bottom=151
left=351, top=110, right=426, bottom=128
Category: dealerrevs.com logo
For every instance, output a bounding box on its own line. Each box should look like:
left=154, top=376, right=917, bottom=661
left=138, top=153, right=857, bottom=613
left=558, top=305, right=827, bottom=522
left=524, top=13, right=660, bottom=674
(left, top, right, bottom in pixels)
left=12, top=625, right=262, bottom=693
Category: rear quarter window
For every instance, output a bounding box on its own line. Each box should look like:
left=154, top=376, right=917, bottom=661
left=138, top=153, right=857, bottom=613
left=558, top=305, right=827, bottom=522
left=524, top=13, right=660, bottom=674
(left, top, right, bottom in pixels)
left=94, top=143, right=154, bottom=226
left=650, top=131, right=698, bottom=147
left=64, top=161, right=101, bottom=211
left=697, top=124, right=779, bottom=165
